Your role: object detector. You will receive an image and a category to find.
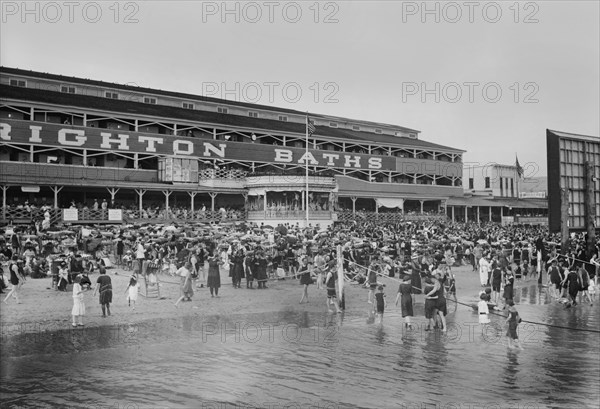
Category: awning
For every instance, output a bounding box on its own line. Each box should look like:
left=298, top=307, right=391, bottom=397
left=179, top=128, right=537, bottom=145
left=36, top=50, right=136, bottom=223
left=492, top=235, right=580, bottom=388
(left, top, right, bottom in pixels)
left=375, top=198, right=404, bottom=209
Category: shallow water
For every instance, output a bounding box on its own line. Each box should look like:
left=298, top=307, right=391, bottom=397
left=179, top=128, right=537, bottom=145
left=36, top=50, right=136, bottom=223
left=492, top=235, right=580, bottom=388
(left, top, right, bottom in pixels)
left=1, top=283, right=599, bottom=409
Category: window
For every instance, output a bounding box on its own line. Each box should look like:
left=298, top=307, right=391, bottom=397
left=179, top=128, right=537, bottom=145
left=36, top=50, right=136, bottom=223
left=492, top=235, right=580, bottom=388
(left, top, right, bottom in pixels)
left=409, top=133, right=417, bottom=139
left=248, top=111, right=258, bottom=118
left=278, top=115, right=288, bottom=122
left=60, top=85, right=76, bottom=94
left=375, top=128, right=382, bottom=134
left=353, top=125, right=360, bottom=131
left=500, top=177, right=504, bottom=196
left=143, top=97, right=157, bottom=104
left=183, top=102, right=195, bottom=109
left=105, top=91, right=119, bottom=99
left=510, top=179, right=514, bottom=197
left=329, top=122, right=338, bottom=128
left=469, top=178, right=474, bottom=189
left=217, top=107, right=228, bottom=114
left=485, top=177, right=490, bottom=189
left=9, top=79, right=26, bottom=87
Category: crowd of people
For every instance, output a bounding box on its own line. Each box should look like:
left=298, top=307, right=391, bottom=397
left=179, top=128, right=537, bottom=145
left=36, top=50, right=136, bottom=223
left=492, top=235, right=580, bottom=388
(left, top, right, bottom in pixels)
left=1, top=217, right=599, bottom=346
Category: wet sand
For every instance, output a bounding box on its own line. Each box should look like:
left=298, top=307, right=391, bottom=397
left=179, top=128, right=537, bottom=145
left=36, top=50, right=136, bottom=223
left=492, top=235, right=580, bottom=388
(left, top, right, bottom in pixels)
left=0, top=264, right=491, bottom=343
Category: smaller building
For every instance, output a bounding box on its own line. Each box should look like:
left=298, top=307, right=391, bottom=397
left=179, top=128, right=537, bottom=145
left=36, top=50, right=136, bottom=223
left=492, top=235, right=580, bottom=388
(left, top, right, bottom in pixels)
left=445, top=163, right=547, bottom=224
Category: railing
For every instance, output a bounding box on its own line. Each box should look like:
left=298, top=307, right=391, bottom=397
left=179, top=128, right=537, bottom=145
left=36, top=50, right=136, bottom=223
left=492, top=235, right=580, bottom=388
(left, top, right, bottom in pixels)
left=0, top=207, right=245, bottom=225
left=514, top=216, right=548, bottom=225
left=0, top=207, right=61, bottom=224
left=336, top=210, right=448, bottom=223
left=247, top=210, right=333, bottom=220
left=122, top=209, right=245, bottom=223
left=198, top=168, right=247, bottom=181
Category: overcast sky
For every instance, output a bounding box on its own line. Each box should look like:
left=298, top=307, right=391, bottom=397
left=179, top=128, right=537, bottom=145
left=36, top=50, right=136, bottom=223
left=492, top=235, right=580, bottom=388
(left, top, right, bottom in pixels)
left=1, top=1, right=598, bottom=177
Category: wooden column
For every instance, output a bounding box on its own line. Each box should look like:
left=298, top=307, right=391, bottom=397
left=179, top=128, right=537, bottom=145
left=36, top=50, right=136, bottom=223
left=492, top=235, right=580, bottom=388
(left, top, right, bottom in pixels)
left=351, top=197, right=357, bottom=215
left=163, top=190, right=172, bottom=219
left=106, top=187, right=119, bottom=207
left=50, top=186, right=63, bottom=208
left=135, top=189, right=146, bottom=215
left=1, top=186, right=7, bottom=220
left=188, top=191, right=198, bottom=218
left=209, top=192, right=217, bottom=212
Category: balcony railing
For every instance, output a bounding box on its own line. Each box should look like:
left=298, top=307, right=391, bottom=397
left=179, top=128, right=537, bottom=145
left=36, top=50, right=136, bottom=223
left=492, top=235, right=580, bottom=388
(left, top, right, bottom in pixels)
left=247, top=210, right=333, bottom=220
left=336, top=210, right=448, bottom=223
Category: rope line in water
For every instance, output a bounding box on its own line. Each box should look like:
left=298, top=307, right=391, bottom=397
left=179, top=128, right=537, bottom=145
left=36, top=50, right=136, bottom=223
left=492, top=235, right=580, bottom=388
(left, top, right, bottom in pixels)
left=342, top=257, right=600, bottom=334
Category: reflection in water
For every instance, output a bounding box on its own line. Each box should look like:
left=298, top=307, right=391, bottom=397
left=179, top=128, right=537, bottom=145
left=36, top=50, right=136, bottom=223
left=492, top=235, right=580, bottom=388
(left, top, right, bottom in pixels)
left=502, top=350, right=520, bottom=389
left=1, top=283, right=599, bottom=408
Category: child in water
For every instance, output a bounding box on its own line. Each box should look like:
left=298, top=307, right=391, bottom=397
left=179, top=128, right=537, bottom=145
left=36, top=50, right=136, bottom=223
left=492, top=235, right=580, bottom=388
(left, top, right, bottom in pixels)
left=478, top=292, right=490, bottom=325
left=505, top=299, right=523, bottom=350
left=373, top=285, right=387, bottom=324
left=125, top=275, right=139, bottom=310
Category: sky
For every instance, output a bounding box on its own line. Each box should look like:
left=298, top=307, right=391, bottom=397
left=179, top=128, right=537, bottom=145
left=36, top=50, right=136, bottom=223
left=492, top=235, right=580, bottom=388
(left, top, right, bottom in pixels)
left=1, top=0, right=599, bottom=178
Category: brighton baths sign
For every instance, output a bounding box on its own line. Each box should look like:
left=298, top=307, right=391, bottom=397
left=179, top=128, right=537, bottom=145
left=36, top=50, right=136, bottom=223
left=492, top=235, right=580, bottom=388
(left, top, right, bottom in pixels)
left=0, top=120, right=462, bottom=177
left=0, top=121, right=391, bottom=170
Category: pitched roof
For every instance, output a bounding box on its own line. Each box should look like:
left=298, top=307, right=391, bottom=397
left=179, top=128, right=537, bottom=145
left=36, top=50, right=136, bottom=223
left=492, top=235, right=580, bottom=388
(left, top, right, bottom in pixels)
left=1, top=66, right=420, bottom=132
left=1, top=84, right=464, bottom=152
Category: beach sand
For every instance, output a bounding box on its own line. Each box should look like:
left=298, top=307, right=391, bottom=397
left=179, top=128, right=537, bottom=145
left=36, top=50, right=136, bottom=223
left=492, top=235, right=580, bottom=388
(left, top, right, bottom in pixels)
left=1, top=264, right=486, bottom=353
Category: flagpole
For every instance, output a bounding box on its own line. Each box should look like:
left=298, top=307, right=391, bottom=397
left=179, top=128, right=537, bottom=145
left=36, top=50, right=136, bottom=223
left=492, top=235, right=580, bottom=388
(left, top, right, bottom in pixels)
left=305, top=114, right=310, bottom=227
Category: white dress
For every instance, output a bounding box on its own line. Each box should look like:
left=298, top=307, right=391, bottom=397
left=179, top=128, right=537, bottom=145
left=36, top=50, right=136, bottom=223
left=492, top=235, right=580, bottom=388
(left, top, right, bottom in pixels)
left=127, top=283, right=139, bottom=302
left=71, top=283, right=85, bottom=316
left=478, top=300, right=490, bottom=324
left=479, top=259, right=490, bottom=286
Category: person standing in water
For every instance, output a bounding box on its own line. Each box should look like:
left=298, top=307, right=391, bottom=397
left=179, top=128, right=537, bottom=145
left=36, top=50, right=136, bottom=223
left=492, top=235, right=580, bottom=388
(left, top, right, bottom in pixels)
left=93, top=267, right=113, bottom=317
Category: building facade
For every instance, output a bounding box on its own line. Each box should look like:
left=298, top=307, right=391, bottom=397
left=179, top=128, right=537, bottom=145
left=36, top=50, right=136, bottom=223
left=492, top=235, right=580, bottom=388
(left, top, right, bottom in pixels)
left=444, top=163, right=548, bottom=225
left=547, top=129, right=600, bottom=232
left=0, top=67, right=465, bottom=226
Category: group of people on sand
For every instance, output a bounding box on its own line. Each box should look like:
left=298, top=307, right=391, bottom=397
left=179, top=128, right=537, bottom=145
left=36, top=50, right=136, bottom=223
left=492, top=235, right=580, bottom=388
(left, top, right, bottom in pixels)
left=3, top=217, right=599, bottom=349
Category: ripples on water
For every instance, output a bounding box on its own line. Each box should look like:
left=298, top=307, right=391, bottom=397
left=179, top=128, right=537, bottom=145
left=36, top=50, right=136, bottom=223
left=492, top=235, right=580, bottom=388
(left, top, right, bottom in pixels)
left=1, top=284, right=599, bottom=409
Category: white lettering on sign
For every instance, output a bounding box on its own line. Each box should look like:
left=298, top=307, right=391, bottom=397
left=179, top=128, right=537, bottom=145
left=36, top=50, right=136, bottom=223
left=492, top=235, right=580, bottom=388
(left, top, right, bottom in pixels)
left=0, top=123, right=11, bottom=140
left=100, top=133, right=130, bottom=150
left=274, top=149, right=293, bottom=163
left=139, top=136, right=164, bottom=152
left=344, top=155, right=361, bottom=168
left=2, top=121, right=395, bottom=171
left=368, top=157, right=382, bottom=169
left=29, top=125, right=42, bottom=143
left=298, top=151, right=319, bottom=165
left=174, top=140, right=194, bottom=155
left=322, top=153, right=339, bottom=166
left=203, top=142, right=226, bottom=158
left=58, top=129, right=86, bottom=146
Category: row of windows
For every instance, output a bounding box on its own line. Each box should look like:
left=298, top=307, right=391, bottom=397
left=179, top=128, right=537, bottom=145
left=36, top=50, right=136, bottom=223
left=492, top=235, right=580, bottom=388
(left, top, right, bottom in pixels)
left=7, top=77, right=419, bottom=136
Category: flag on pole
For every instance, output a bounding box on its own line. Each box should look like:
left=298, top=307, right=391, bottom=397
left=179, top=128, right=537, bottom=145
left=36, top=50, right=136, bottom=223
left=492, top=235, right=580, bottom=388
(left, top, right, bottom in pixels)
left=307, top=117, right=316, bottom=136
left=515, top=155, right=524, bottom=178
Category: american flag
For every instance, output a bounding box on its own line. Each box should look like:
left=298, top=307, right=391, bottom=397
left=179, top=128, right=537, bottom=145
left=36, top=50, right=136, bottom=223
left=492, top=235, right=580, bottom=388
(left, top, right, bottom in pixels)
left=307, top=117, right=316, bottom=136
left=515, top=155, right=524, bottom=178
